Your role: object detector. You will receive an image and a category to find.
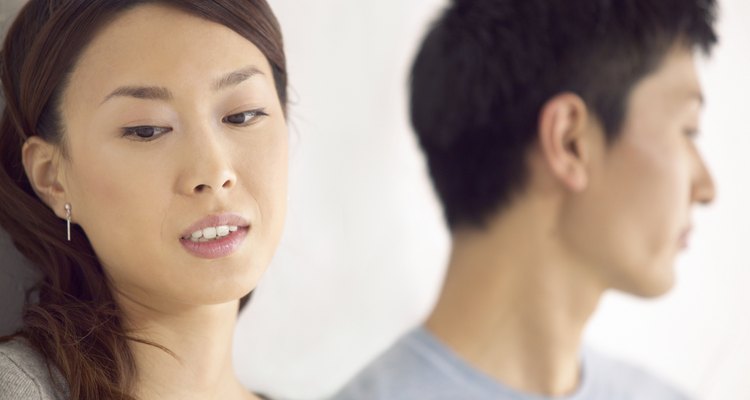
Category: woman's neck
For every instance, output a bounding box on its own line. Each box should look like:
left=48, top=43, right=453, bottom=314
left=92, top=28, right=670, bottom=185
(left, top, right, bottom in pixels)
left=117, top=295, right=259, bottom=400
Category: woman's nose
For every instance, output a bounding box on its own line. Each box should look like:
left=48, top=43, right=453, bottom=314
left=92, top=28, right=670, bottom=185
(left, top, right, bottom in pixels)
left=176, top=125, right=237, bottom=196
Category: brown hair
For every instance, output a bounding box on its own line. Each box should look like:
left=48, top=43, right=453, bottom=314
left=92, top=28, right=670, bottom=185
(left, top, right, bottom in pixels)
left=0, top=0, right=286, bottom=398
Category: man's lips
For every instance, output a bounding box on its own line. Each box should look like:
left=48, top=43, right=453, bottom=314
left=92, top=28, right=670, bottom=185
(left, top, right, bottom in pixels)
left=678, top=226, right=693, bottom=248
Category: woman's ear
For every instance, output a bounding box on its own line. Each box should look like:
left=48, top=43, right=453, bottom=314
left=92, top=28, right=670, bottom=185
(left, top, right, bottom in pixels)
left=536, top=93, right=593, bottom=192
left=22, top=136, right=68, bottom=218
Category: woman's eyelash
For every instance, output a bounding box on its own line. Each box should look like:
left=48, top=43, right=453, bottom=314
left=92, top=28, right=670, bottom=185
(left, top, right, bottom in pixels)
left=121, top=126, right=173, bottom=141
left=222, top=109, right=268, bottom=126
left=121, top=109, right=267, bottom=141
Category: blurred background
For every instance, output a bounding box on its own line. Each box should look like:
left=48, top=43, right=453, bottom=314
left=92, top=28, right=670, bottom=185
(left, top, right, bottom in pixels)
left=1, top=0, right=748, bottom=399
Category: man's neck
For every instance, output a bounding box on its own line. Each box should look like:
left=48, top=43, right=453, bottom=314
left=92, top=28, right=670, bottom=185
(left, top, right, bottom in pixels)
left=426, top=204, right=605, bottom=396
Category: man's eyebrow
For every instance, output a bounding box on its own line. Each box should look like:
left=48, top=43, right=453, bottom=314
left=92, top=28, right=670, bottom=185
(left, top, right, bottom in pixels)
left=213, top=66, right=264, bottom=91
left=101, top=86, right=173, bottom=104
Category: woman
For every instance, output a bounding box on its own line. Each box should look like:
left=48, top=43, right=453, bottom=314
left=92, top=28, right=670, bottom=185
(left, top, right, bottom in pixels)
left=0, top=1, right=288, bottom=399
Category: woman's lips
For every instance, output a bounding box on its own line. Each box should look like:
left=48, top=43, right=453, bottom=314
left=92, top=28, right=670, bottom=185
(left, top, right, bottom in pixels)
left=180, top=213, right=250, bottom=239
left=179, top=213, right=251, bottom=259
left=180, top=226, right=249, bottom=259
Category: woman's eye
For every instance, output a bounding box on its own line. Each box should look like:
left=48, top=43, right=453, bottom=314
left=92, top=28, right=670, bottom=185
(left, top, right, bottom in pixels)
left=122, top=126, right=172, bottom=141
left=223, top=109, right=268, bottom=126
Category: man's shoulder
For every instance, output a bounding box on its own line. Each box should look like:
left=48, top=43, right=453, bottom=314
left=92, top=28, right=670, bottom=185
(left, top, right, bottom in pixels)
left=332, top=334, right=693, bottom=400
left=331, top=330, right=432, bottom=400
left=331, top=328, right=497, bottom=400
left=0, top=339, right=65, bottom=400
left=583, top=348, right=692, bottom=400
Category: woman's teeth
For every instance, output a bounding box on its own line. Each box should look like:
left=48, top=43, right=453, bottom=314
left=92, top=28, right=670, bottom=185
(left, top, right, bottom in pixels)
left=186, top=225, right=239, bottom=242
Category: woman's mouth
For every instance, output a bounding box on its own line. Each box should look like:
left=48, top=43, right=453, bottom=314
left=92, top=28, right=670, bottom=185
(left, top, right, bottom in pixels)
left=179, top=214, right=251, bottom=259
left=182, top=225, right=240, bottom=242
left=180, top=226, right=249, bottom=259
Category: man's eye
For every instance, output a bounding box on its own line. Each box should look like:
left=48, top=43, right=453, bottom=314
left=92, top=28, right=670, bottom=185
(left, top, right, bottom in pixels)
left=122, top=126, right=172, bottom=141
left=685, top=128, right=700, bottom=139
left=223, top=109, right=268, bottom=126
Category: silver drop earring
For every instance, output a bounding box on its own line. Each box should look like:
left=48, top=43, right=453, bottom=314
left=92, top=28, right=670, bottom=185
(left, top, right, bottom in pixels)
left=64, top=203, right=71, bottom=242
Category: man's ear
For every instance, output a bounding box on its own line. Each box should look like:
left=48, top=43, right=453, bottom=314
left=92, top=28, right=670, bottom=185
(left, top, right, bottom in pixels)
left=22, top=136, right=68, bottom=219
left=537, top=93, right=593, bottom=192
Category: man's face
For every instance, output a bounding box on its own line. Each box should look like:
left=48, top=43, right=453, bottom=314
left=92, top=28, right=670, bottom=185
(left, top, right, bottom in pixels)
left=561, top=47, right=715, bottom=297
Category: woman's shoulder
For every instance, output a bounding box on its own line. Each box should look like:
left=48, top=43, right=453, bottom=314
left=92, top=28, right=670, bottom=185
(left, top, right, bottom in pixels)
left=0, top=338, right=66, bottom=400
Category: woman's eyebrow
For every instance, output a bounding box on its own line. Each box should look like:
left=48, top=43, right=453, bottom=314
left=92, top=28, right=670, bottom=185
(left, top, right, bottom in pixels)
left=212, top=66, right=264, bottom=91
left=100, top=66, right=264, bottom=105
left=101, top=86, right=172, bottom=104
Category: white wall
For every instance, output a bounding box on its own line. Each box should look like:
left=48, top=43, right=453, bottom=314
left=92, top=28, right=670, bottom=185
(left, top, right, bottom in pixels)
left=234, top=1, right=750, bottom=399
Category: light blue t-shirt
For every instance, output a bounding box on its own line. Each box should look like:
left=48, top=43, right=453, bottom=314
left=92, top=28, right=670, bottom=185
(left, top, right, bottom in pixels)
left=333, top=327, right=690, bottom=400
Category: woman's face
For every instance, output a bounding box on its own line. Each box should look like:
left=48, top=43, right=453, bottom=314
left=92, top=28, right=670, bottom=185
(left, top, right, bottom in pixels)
left=58, top=4, right=288, bottom=307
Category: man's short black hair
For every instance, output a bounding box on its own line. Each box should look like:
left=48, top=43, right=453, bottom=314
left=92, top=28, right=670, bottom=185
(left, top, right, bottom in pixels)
left=411, top=0, right=717, bottom=229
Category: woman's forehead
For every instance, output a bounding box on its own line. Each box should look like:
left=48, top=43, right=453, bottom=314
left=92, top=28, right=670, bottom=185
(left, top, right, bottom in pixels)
left=64, top=3, right=274, bottom=105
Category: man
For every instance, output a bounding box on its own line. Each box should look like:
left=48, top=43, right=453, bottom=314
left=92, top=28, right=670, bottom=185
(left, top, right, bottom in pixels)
left=335, top=0, right=717, bottom=398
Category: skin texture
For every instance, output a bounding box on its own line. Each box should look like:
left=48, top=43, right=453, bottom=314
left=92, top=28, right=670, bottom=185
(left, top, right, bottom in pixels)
left=22, top=5, right=287, bottom=399
left=557, top=47, right=713, bottom=298
left=427, top=46, right=715, bottom=396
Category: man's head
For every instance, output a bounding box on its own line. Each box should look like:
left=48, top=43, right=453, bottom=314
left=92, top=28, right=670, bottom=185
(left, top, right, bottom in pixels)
left=411, top=0, right=717, bottom=296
